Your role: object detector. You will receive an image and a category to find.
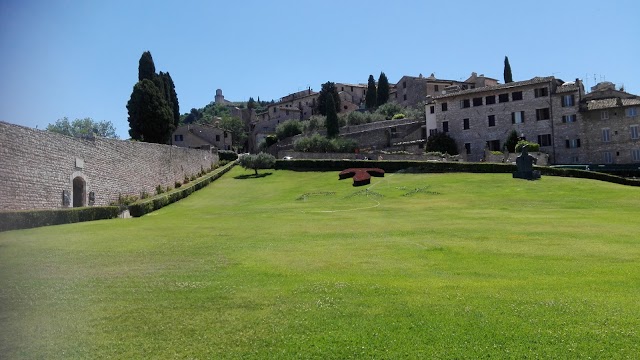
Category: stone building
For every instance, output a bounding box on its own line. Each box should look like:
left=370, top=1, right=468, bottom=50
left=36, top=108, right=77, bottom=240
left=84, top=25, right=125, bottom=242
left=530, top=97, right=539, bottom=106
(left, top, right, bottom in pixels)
left=426, top=76, right=585, bottom=163
left=580, top=82, right=640, bottom=164
left=172, top=124, right=232, bottom=151
left=394, top=73, right=498, bottom=108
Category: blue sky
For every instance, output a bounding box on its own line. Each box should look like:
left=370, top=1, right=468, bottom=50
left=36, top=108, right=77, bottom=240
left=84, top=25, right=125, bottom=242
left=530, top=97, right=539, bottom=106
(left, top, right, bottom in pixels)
left=1, top=0, right=638, bottom=139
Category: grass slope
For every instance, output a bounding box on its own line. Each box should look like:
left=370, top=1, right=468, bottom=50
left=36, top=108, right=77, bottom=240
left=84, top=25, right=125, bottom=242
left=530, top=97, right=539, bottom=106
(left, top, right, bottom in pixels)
left=1, top=168, right=639, bottom=359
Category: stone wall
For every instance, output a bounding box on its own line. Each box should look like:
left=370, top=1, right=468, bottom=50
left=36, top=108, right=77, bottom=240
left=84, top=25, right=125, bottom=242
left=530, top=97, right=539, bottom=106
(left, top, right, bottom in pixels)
left=0, top=122, right=218, bottom=211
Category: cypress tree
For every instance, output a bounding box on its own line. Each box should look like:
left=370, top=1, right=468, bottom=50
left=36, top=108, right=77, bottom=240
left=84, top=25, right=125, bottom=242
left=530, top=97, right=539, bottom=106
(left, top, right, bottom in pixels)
left=325, top=95, right=339, bottom=138
left=376, top=72, right=390, bottom=106
left=138, top=51, right=156, bottom=82
left=127, top=79, right=175, bottom=144
left=365, top=75, right=377, bottom=110
left=160, top=72, right=180, bottom=128
left=504, top=56, right=513, bottom=84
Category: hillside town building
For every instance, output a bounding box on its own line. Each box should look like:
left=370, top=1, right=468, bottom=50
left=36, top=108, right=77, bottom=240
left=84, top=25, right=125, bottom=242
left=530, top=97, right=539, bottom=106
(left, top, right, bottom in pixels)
left=426, top=76, right=639, bottom=164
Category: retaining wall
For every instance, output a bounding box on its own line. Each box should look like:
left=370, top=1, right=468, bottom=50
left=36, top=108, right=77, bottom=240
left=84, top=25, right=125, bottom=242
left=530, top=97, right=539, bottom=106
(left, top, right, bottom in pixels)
left=0, top=121, right=218, bottom=210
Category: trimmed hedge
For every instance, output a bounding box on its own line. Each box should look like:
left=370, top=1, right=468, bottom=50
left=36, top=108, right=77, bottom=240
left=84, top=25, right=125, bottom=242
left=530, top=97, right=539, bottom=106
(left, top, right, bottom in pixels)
left=129, top=161, right=236, bottom=217
left=218, top=150, right=239, bottom=162
left=274, top=159, right=640, bottom=186
left=0, top=206, right=120, bottom=232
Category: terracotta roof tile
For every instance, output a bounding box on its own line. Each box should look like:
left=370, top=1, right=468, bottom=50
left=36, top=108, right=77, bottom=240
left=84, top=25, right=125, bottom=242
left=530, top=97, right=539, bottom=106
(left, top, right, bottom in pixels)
left=434, top=76, right=555, bottom=99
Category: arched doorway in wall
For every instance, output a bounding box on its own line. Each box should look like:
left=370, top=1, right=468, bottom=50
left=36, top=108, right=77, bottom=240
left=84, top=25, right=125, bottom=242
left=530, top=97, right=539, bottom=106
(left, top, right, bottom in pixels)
left=72, top=176, right=86, bottom=207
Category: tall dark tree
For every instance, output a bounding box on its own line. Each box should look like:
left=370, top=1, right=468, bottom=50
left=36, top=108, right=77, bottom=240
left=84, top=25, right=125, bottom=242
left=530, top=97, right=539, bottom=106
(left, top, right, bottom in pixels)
left=325, top=95, right=339, bottom=138
left=247, top=97, right=256, bottom=110
left=160, top=72, right=180, bottom=128
left=504, top=129, right=519, bottom=152
left=365, top=75, right=377, bottom=110
left=138, top=51, right=156, bottom=82
left=504, top=56, right=513, bottom=84
left=315, top=81, right=341, bottom=116
left=127, top=79, right=174, bottom=143
left=376, top=72, right=390, bottom=106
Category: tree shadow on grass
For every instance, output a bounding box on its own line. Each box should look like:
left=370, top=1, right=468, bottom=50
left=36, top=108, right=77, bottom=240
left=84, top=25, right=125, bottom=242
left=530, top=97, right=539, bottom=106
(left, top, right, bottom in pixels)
left=234, top=172, right=273, bottom=180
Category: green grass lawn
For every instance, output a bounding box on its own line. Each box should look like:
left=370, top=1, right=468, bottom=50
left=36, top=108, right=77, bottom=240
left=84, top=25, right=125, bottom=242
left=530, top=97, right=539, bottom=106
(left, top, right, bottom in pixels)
left=1, top=167, right=639, bottom=359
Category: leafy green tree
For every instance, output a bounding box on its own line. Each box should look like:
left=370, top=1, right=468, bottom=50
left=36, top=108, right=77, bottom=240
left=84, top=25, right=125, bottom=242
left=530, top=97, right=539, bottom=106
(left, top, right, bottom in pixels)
left=504, top=129, right=519, bottom=152
left=219, top=116, right=247, bottom=150
left=127, top=79, right=174, bottom=143
left=426, top=132, right=459, bottom=155
left=377, top=72, right=390, bottom=106
left=46, top=117, right=119, bottom=139
left=504, top=56, right=513, bottom=83
left=239, top=152, right=276, bottom=176
left=315, top=81, right=341, bottom=116
left=276, top=120, right=303, bottom=140
left=325, top=94, right=339, bottom=138
left=138, top=51, right=156, bottom=82
left=375, top=102, right=404, bottom=119
left=365, top=74, right=377, bottom=110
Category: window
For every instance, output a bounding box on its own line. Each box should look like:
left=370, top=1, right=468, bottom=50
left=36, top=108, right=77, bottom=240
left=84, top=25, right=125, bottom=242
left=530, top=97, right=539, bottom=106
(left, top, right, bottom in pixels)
left=434, top=85, right=439, bottom=92
left=602, top=128, right=610, bottom=142
left=465, top=143, right=471, bottom=154
left=512, top=91, right=523, bottom=101
left=224, top=132, right=228, bottom=139
left=473, top=97, right=483, bottom=106
left=403, top=81, right=406, bottom=89
left=603, top=152, right=613, bottom=164
left=538, top=134, right=552, bottom=147
left=442, top=121, right=449, bottom=133
left=286, top=110, right=289, bottom=115
left=460, top=99, right=470, bottom=108
left=485, top=95, right=496, bottom=105
left=487, top=140, right=500, bottom=151
left=174, top=134, right=183, bottom=142
left=215, top=134, right=220, bottom=142
left=601, top=110, right=609, bottom=120
left=273, top=107, right=277, bottom=113
left=562, top=114, right=577, bottom=123
left=351, top=86, right=353, bottom=92
left=403, top=94, right=407, bottom=101
left=627, top=107, right=638, bottom=117
left=534, top=87, right=549, bottom=97
left=565, top=139, right=581, bottom=148
left=488, top=115, right=495, bottom=127
left=631, top=125, right=639, bottom=140
left=441, top=102, right=448, bottom=112
left=632, top=149, right=640, bottom=161
left=562, top=94, right=575, bottom=107
left=430, top=106, right=435, bottom=114
left=429, top=129, right=438, bottom=136
left=341, top=87, right=344, bottom=91
left=536, top=108, right=550, bottom=120
left=463, top=118, right=470, bottom=130
left=511, top=111, right=525, bottom=124
left=498, top=93, right=509, bottom=103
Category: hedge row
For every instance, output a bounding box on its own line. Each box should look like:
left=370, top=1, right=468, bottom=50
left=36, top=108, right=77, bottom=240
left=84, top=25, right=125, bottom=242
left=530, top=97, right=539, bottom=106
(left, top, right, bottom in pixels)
left=275, top=159, right=517, bottom=174
left=129, top=161, right=236, bottom=217
left=0, top=206, right=120, bottom=232
left=274, top=159, right=640, bottom=186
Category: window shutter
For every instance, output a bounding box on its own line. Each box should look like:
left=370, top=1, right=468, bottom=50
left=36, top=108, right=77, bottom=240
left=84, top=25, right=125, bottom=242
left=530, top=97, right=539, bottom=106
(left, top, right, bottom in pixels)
left=577, top=139, right=581, bottom=147
left=571, top=95, right=575, bottom=106
left=565, top=139, right=570, bottom=148
left=511, top=113, right=515, bottom=124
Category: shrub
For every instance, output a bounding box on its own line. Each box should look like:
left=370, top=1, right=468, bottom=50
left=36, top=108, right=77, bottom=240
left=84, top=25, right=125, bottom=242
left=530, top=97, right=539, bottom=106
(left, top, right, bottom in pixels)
left=276, top=120, right=303, bottom=140
left=426, top=132, right=459, bottom=155
left=504, top=130, right=519, bottom=152
left=515, top=140, right=540, bottom=153
left=175, top=181, right=182, bottom=188
left=392, top=113, right=406, bottom=119
left=375, top=102, right=404, bottom=119
left=155, top=185, right=165, bottom=195
left=0, top=206, right=120, bottom=232
left=218, top=150, right=238, bottom=161
left=140, top=191, right=150, bottom=199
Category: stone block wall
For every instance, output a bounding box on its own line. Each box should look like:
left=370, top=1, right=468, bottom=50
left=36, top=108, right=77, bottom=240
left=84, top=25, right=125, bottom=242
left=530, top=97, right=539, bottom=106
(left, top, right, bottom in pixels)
left=0, top=122, right=218, bottom=211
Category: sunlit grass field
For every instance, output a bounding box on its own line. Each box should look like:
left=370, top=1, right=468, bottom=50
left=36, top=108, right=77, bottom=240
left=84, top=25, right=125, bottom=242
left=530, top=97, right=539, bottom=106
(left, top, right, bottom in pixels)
left=1, top=166, right=639, bottom=359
